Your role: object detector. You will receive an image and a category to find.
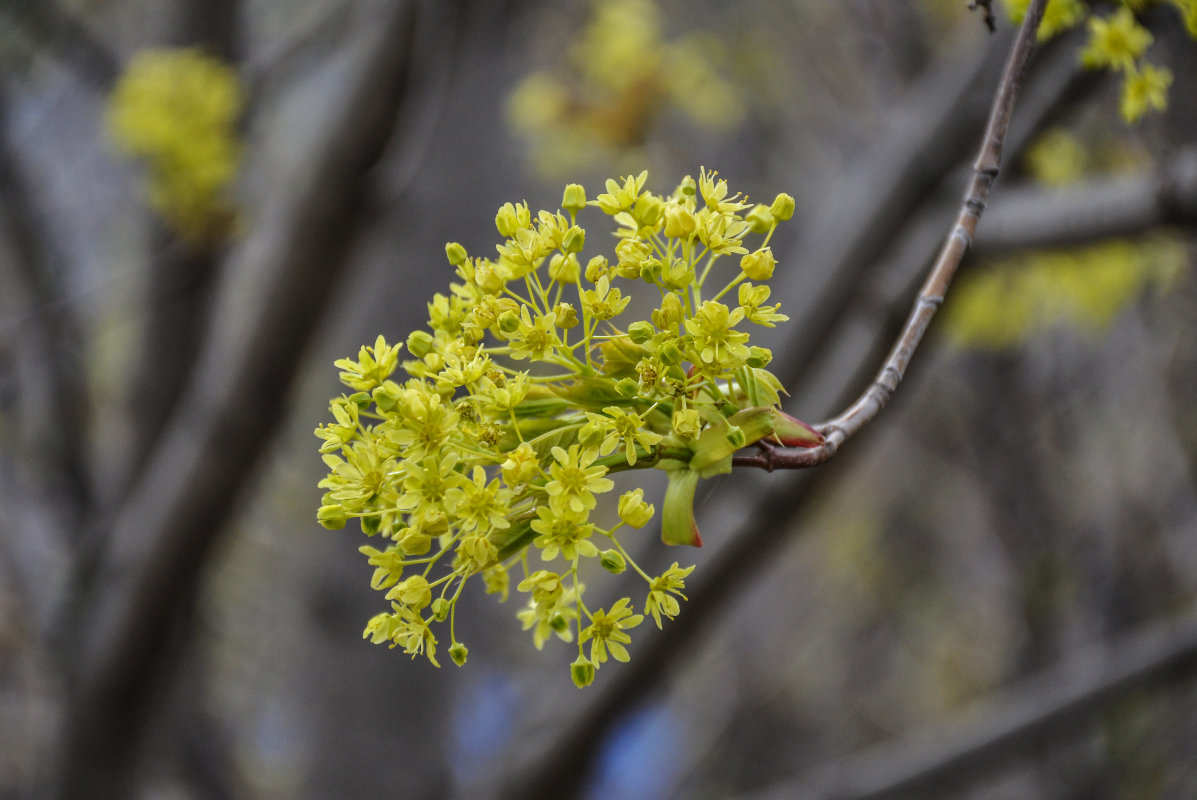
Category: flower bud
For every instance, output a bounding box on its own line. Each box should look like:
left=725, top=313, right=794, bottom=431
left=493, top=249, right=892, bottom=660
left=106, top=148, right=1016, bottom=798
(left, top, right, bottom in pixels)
left=562, top=183, right=587, bottom=213
left=445, top=241, right=468, bottom=265
left=571, top=655, right=596, bottom=688
left=638, top=257, right=663, bottom=284
left=652, top=292, right=684, bottom=329
left=746, top=346, right=772, bottom=368
left=663, top=205, right=697, bottom=239
left=770, top=192, right=796, bottom=221
left=618, top=488, right=655, bottom=528
left=548, top=252, right=580, bottom=283
left=497, top=309, right=520, bottom=334
left=553, top=302, right=579, bottom=329
left=449, top=642, right=469, bottom=667
left=562, top=224, right=586, bottom=253
left=431, top=597, right=452, bottom=622
left=317, top=504, right=347, bottom=529
left=387, top=575, right=432, bottom=609
left=585, top=255, right=610, bottom=283
left=672, top=408, right=701, bottom=438
left=677, top=175, right=697, bottom=198
left=628, top=320, right=655, bottom=344
left=600, top=549, right=627, bottom=574
left=658, top=341, right=684, bottom=366
left=746, top=204, right=774, bottom=234
left=740, top=247, right=777, bottom=281
left=406, top=329, right=435, bottom=358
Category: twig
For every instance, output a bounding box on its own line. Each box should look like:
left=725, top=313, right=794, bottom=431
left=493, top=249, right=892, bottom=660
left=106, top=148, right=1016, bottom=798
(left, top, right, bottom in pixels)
left=734, top=0, right=1049, bottom=472
left=735, top=610, right=1197, bottom=800
left=975, top=147, right=1197, bottom=254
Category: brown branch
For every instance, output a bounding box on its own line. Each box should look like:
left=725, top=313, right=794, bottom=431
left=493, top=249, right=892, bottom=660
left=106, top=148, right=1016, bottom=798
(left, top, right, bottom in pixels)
left=974, top=147, right=1197, bottom=254
left=734, top=0, right=1048, bottom=473
left=47, top=3, right=423, bottom=797
left=734, top=610, right=1197, bottom=800
left=1, top=0, right=120, bottom=92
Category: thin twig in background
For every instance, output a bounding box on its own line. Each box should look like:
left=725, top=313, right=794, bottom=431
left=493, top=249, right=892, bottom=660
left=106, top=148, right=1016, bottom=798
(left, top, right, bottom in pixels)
left=733, top=0, right=1049, bottom=472
left=736, top=610, right=1197, bottom=800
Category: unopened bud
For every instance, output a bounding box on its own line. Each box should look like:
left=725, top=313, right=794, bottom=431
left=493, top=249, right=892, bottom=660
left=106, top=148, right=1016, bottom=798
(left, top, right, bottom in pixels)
left=553, top=302, right=579, bottom=329
left=740, top=247, right=777, bottom=281
left=571, top=656, right=596, bottom=688
left=628, top=320, right=655, bottom=344
left=746, top=204, right=774, bottom=234
left=562, top=183, right=587, bottom=213
left=445, top=242, right=468, bottom=265
left=600, top=549, right=627, bottom=574
left=562, top=225, right=586, bottom=253
left=406, top=329, right=435, bottom=358
left=618, top=488, right=655, bottom=528
left=770, top=192, right=796, bottom=221
left=431, top=597, right=452, bottom=622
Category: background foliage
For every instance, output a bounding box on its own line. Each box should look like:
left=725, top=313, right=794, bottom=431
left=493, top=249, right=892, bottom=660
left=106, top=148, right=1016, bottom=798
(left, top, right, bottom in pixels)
left=2, top=1, right=1196, bottom=798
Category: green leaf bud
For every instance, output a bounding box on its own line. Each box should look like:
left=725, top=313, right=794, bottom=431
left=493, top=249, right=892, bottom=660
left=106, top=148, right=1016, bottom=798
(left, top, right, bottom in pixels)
left=445, top=241, right=468, bottom=265
left=549, top=252, right=580, bottom=283
left=553, top=302, right=579, bottom=329
left=746, top=204, right=774, bottom=234
left=740, top=247, right=777, bottom=281
left=406, top=329, right=435, bottom=358
left=431, top=597, right=452, bottom=622
left=562, top=224, right=586, bottom=253
left=317, top=504, right=347, bottom=529
left=600, top=549, right=627, bottom=574
left=628, top=320, right=655, bottom=344
left=746, top=346, right=773, bottom=368
left=449, top=642, right=469, bottom=667
left=618, top=488, right=655, bottom=528
left=585, top=255, right=611, bottom=283
left=770, top=192, right=796, bottom=221
left=562, top=183, right=587, bottom=213
left=571, top=655, right=596, bottom=688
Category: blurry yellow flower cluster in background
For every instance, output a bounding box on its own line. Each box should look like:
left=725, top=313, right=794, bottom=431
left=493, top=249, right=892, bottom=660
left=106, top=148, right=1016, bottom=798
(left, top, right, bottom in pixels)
left=945, top=129, right=1185, bottom=350
left=108, top=48, right=244, bottom=243
left=507, top=0, right=744, bottom=177
left=1005, top=0, right=1192, bottom=123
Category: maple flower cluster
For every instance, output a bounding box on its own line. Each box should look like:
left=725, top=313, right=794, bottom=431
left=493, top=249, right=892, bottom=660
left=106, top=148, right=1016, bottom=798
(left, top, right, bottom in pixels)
left=1006, top=0, right=1195, bottom=123
left=316, top=169, right=821, bottom=686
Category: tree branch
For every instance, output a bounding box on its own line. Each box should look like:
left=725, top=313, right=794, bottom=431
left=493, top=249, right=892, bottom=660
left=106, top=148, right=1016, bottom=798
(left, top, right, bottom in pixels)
left=1, top=0, right=119, bottom=92
left=735, top=610, right=1197, bottom=800
left=734, top=0, right=1048, bottom=472
left=974, top=147, right=1197, bottom=254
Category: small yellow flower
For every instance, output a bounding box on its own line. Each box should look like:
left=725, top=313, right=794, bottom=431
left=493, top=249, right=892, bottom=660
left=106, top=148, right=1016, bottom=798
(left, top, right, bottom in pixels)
left=1081, top=7, right=1152, bottom=72
left=1120, top=63, right=1172, bottom=123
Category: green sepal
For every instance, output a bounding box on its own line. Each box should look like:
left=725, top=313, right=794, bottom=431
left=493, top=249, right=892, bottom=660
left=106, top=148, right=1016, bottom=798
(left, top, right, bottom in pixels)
left=661, top=468, right=702, bottom=547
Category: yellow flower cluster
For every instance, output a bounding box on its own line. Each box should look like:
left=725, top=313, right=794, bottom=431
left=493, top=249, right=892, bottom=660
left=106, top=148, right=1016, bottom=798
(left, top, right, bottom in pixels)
left=316, top=170, right=816, bottom=685
left=507, top=0, right=745, bottom=177
left=108, top=48, right=243, bottom=242
left=944, top=237, right=1184, bottom=349
left=1005, top=0, right=1190, bottom=123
